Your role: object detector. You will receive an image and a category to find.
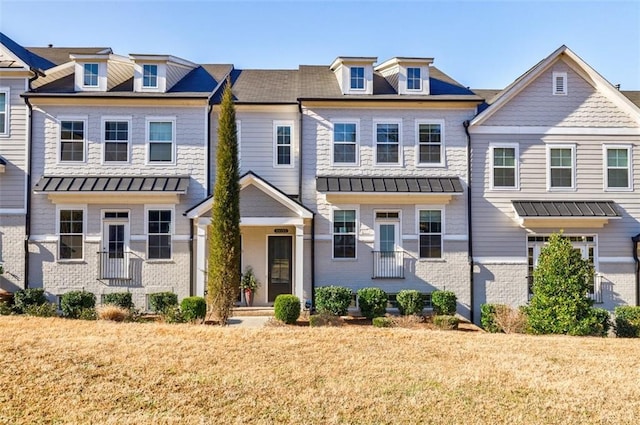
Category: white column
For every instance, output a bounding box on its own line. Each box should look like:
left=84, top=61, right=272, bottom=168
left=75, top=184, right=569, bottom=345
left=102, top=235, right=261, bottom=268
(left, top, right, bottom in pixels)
left=295, top=224, right=304, bottom=306
left=196, top=222, right=207, bottom=297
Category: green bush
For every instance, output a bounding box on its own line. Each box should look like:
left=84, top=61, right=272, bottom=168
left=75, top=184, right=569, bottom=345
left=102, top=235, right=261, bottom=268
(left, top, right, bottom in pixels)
left=432, top=290, right=457, bottom=315
left=315, top=286, right=352, bottom=316
left=433, top=315, right=459, bottom=330
left=396, top=290, right=423, bottom=316
left=102, top=292, right=134, bottom=310
left=309, top=313, right=343, bottom=327
left=181, top=296, right=207, bottom=322
left=481, top=303, right=504, bottom=333
left=357, top=287, right=387, bottom=319
left=274, top=295, right=301, bottom=324
left=162, top=305, right=186, bottom=324
left=60, top=291, right=96, bottom=319
left=614, top=306, right=640, bottom=338
left=0, top=301, right=12, bottom=316
left=149, top=292, right=178, bottom=314
left=372, top=317, right=394, bottom=328
left=24, top=303, right=58, bottom=317
left=13, top=288, right=47, bottom=313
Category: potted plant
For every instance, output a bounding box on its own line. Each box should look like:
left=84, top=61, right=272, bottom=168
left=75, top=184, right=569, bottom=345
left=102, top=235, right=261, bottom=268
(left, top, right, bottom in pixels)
left=240, top=266, right=260, bottom=307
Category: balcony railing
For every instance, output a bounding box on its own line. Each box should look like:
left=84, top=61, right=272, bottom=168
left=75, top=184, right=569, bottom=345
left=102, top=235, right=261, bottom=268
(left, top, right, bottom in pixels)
left=98, top=251, right=132, bottom=280
left=372, top=251, right=405, bottom=279
left=527, top=273, right=602, bottom=303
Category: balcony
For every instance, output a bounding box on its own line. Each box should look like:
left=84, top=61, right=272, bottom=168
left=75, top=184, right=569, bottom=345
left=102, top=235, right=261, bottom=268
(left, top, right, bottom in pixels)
left=372, top=251, right=405, bottom=279
left=527, top=273, right=602, bottom=303
left=98, top=251, right=132, bottom=280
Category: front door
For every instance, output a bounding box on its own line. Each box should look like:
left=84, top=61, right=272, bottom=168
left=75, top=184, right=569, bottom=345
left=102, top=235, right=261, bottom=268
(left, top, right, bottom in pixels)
left=268, top=236, right=292, bottom=302
left=374, top=219, right=401, bottom=278
left=101, top=216, right=130, bottom=279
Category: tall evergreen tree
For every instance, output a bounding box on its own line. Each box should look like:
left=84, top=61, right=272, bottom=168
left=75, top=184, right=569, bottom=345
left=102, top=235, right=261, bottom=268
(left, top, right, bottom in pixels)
left=208, top=79, right=241, bottom=325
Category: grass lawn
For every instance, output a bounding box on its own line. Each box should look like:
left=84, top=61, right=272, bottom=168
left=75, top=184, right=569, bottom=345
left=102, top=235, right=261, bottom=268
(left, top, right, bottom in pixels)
left=1, top=316, right=639, bottom=424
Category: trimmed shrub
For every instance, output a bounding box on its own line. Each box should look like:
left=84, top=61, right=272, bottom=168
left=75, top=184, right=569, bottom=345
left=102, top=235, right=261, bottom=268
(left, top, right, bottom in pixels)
left=568, top=308, right=611, bottom=337
left=24, top=303, right=58, bottom=317
left=372, top=317, right=394, bottom=328
left=274, top=295, right=301, bottom=324
left=0, top=301, right=12, bottom=316
left=309, top=313, right=343, bottom=327
left=480, top=303, right=503, bottom=333
left=432, top=290, right=457, bottom=315
left=149, top=292, right=178, bottom=314
left=162, top=305, right=186, bottom=324
left=396, top=290, right=423, bottom=316
left=614, top=306, right=640, bottom=338
left=181, top=296, right=207, bottom=322
left=102, top=292, right=134, bottom=310
left=60, top=291, right=96, bottom=319
left=13, top=288, right=47, bottom=313
left=434, top=315, right=459, bottom=330
left=97, top=305, right=131, bottom=322
left=315, top=286, right=352, bottom=316
left=357, top=287, right=387, bottom=319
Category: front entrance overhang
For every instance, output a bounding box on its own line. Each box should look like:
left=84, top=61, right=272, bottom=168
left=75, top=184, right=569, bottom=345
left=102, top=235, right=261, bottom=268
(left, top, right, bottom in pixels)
left=512, top=200, right=620, bottom=229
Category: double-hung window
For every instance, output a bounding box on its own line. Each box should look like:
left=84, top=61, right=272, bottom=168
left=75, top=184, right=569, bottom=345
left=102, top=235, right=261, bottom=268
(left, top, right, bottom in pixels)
left=375, top=121, right=401, bottom=165
left=417, top=121, right=444, bottom=166
left=0, top=88, right=8, bottom=135
left=407, top=67, right=421, bottom=90
left=103, top=119, right=130, bottom=163
left=60, top=119, right=86, bottom=162
left=147, top=118, right=175, bottom=163
left=274, top=122, right=292, bottom=167
left=333, top=210, right=356, bottom=259
left=147, top=209, right=172, bottom=259
left=58, top=208, right=84, bottom=260
left=419, top=210, right=442, bottom=259
left=333, top=122, right=358, bottom=165
left=491, top=144, right=519, bottom=189
left=350, top=67, right=365, bottom=90
left=83, top=63, right=99, bottom=87
left=604, top=145, right=632, bottom=190
left=143, top=65, right=158, bottom=88
left=547, top=145, right=575, bottom=190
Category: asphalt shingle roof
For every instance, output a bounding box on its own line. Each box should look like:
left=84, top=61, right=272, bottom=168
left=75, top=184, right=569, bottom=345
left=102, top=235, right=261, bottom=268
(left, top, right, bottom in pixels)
left=0, top=32, right=56, bottom=71
left=26, top=46, right=111, bottom=66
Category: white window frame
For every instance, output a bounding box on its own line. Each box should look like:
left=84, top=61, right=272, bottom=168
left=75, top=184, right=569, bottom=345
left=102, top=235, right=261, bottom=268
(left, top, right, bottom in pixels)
left=546, top=144, right=576, bottom=191
left=55, top=204, right=87, bottom=262
left=142, top=64, right=159, bottom=88
left=603, top=144, right=633, bottom=191
left=331, top=119, right=360, bottom=166
left=350, top=66, right=365, bottom=91
left=331, top=205, right=359, bottom=260
left=273, top=120, right=294, bottom=168
left=145, top=117, right=176, bottom=165
left=0, top=87, right=9, bottom=137
left=144, top=205, right=175, bottom=261
left=101, top=116, right=132, bottom=164
left=415, top=119, right=445, bottom=167
left=373, top=119, right=402, bottom=166
left=553, top=72, right=567, bottom=95
left=83, top=63, right=99, bottom=87
left=58, top=116, right=88, bottom=164
left=406, top=67, right=421, bottom=91
left=489, top=143, right=520, bottom=190
left=416, top=205, right=444, bottom=260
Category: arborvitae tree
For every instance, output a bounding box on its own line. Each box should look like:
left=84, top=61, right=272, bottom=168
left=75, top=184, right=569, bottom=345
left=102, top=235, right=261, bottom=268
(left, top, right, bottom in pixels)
left=207, top=80, right=241, bottom=325
left=526, top=232, right=599, bottom=335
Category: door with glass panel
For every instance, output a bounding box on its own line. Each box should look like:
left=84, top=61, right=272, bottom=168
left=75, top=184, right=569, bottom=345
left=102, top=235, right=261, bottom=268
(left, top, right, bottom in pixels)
left=101, top=213, right=130, bottom=279
left=374, top=212, right=402, bottom=278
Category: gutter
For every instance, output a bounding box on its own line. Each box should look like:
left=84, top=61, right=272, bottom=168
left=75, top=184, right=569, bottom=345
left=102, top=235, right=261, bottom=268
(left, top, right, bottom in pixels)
left=463, top=120, right=474, bottom=323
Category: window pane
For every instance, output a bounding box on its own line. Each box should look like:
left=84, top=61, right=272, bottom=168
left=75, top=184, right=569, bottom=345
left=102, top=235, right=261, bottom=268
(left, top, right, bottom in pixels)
left=0, top=93, right=6, bottom=134
left=143, top=64, right=158, bottom=87
left=376, top=144, right=398, bottom=163
left=419, top=145, right=441, bottom=163
left=550, top=149, right=571, bottom=167
left=420, top=235, right=442, bottom=258
left=350, top=67, right=364, bottom=89
left=148, top=210, right=171, bottom=259
left=334, top=144, right=356, bottom=163
left=149, top=122, right=172, bottom=141
left=60, top=235, right=83, bottom=259
left=494, top=168, right=515, bottom=187
left=333, top=235, right=355, bottom=258
left=551, top=169, right=572, bottom=187
left=105, top=121, right=128, bottom=141
left=608, top=169, right=628, bottom=188
left=494, top=148, right=515, bottom=167
left=83, top=63, right=98, bottom=86
left=277, top=146, right=291, bottom=165
left=334, top=123, right=356, bottom=142
left=149, top=142, right=172, bottom=162
left=607, top=149, right=628, bottom=167
left=105, top=142, right=128, bottom=162
left=407, top=67, right=421, bottom=90
left=61, top=142, right=84, bottom=161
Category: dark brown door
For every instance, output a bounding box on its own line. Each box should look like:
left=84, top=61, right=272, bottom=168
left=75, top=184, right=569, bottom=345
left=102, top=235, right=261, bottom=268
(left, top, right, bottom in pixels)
left=268, top=236, right=292, bottom=302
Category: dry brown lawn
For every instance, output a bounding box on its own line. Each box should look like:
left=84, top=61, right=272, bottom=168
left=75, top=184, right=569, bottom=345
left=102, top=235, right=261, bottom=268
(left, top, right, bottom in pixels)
left=1, top=316, right=639, bottom=424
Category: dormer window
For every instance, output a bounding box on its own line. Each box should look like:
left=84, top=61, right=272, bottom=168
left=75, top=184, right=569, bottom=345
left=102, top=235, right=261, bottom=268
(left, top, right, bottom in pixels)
left=407, top=67, right=421, bottom=90
left=83, top=64, right=99, bottom=87
left=143, top=65, right=158, bottom=88
left=553, top=72, right=567, bottom=95
left=350, top=67, right=365, bottom=90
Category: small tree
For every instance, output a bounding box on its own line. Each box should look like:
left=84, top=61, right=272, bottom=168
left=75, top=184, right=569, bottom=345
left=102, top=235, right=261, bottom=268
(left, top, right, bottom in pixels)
left=208, top=79, right=241, bottom=326
left=526, top=232, right=600, bottom=335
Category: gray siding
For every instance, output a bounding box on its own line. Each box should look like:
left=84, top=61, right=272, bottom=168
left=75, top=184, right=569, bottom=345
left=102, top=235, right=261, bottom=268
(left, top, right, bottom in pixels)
left=240, top=185, right=299, bottom=218
left=0, top=78, right=28, bottom=209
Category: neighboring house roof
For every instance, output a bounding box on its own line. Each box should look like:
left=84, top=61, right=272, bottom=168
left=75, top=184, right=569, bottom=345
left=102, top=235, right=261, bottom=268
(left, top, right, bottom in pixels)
left=26, top=46, right=112, bottom=66
left=512, top=201, right=619, bottom=218
left=316, top=176, right=464, bottom=193
left=0, top=32, right=56, bottom=71
left=471, top=89, right=502, bottom=104
left=623, top=91, right=640, bottom=107
left=33, top=176, right=190, bottom=193
left=222, top=68, right=300, bottom=104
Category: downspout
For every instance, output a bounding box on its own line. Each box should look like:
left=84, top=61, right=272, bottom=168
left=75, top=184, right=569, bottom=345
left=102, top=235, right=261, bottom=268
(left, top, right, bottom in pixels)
left=189, top=219, right=194, bottom=296
left=463, top=120, right=474, bottom=323
left=633, top=234, right=640, bottom=306
left=206, top=103, right=213, bottom=196
left=298, top=101, right=315, bottom=311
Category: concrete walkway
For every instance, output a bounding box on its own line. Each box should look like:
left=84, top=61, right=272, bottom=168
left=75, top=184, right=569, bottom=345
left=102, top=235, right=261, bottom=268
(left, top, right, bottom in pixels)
left=226, top=316, right=271, bottom=328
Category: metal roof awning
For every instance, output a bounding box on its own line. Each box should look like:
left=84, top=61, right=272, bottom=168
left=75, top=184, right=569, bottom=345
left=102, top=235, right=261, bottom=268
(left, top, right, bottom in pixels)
left=512, top=200, right=620, bottom=229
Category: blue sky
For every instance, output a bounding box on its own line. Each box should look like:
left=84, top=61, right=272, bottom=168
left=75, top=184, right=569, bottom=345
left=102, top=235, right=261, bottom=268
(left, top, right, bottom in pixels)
left=1, top=0, right=639, bottom=89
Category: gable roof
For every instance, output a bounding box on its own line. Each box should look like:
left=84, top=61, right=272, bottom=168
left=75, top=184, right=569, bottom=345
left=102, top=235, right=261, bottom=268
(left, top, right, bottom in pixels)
left=470, top=45, right=640, bottom=126
left=221, top=68, right=300, bottom=104
left=27, top=46, right=112, bottom=66
left=0, top=32, right=56, bottom=72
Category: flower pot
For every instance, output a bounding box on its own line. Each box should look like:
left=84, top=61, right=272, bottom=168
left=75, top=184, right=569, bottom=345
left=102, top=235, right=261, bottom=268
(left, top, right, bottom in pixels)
left=244, top=289, right=254, bottom=307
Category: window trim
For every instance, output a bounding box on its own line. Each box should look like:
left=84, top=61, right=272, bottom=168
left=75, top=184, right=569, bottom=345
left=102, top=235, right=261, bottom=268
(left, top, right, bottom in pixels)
left=331, top=119, right=360, bottom=166
left=553, top=72, right=567, bottom=96
left=489, top=143, right=520, bottom=190
left=350, top=66, right=365, bottom=91
left=142, top=64, right=159, bottom=88
left=145, top=117, right=176, bottom=165
left=272, top=120, right=294, bottom=168
left=416, top=205, right=444, bottom=260
left=58, top=116, right=88, bottom=164
left=415, top=119, right=445, bottom=167
left=546, top=144, right=576, bottom=191
left=331, top=205, right=359, bottom=260
left=101, top=116, right=132, bottom=164
left=406, top=67, right=422, bottom=91
left=83, top=63, right=99, bottom=87
left=373, top=119, right=403, bottom=166
left=603, top=144, right=633, bottom=191
left=55, top=204, right=87, bottom=262
left=0, top=87, right=9, bottom=137
left=144, top=205, right=175, bottom=261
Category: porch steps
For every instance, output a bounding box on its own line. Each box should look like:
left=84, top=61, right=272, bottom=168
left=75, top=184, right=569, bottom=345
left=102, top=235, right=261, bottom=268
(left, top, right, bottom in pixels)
left=232, top=307, right=275, bottom=317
